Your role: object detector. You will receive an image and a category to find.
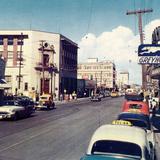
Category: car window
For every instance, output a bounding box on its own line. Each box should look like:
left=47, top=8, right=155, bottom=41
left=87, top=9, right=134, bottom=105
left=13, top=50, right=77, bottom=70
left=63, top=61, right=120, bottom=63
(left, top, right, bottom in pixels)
left=3, top=100, right=15, bottom=105
left=91, top=140, right=142, bottom=158
left=40, top=97, right=48, bottom=100
left=118, top=118, right=150, bottom=130
left=129, top=104, right=142, bottom=109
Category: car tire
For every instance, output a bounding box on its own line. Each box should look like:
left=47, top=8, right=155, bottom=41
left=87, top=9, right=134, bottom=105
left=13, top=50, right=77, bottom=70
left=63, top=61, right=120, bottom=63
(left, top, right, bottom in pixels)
left=12, top=112, right=19, bottom=121
left=51, top=102, right=55, bottom=109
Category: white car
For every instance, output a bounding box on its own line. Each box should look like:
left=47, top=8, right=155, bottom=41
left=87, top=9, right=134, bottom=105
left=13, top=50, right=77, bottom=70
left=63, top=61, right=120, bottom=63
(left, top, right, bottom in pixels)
left=0, top=105, right=27, bottom=120
left=82, top=121, right=155, bottom=160
left=0, top=98, right=35, bottom=120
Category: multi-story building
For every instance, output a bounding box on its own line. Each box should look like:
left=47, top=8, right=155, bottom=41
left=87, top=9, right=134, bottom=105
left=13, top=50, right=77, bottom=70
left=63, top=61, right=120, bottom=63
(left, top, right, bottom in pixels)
left=0, top=30, right=78, bottom=99
left=117, top=71, right=129, bottom=89
left=78, top=58, right=116, bottom=89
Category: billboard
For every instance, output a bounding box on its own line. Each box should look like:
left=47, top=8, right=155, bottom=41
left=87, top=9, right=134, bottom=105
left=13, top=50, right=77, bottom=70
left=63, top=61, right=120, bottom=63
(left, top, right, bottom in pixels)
left=138, top=44, right=160, bottom=64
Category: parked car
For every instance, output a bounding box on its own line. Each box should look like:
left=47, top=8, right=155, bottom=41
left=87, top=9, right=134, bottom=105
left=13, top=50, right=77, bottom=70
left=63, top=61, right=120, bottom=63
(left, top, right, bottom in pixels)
left=110, top=91, right=119, bottom=98
left=80, top=121, right=155, bottom=160
left=125, top=93, right=144, bottom=101
left=117, top=112, right=155, bottom=151
left=0, top=97, right=35, bottom=120
left=90, top=94, right=101, bottom=102
left=35, top=94, right=55, bottom=110
left=122, top=100, right=150, bottom=116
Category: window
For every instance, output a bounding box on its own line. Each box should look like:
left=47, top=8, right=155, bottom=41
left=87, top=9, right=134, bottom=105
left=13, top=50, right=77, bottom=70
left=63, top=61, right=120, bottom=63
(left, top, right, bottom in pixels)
left=129, top=104, right=142, bottom=109
left=43, top=54, right=49, bottom=66
left=24, top=82, right=28, bottom=91
left=91, top=140, right=142, bottom=158
left=5, top=75, right=12, bottom=83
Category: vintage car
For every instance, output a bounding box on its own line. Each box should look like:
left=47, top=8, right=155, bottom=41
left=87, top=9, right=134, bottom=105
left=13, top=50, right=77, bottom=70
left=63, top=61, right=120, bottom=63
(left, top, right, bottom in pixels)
left=90, top=94, right=101, bottom=102
left=110, top=91, right=119, bottom=98
left=117, top=112, right=155, bottom=152
left=35, top=94, right=55, bottom=110
left=80, top=121, right=155, bottom=160
left=0, top=97, right=35, bottom=120
left=125, top=94, right=144, bottom=101
left=122, top=100, right=150, bottom=116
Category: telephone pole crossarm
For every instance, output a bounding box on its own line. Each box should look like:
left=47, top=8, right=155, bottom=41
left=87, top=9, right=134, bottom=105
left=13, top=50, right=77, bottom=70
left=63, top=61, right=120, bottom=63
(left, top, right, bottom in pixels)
left=126, top=9, right=153, bottom=15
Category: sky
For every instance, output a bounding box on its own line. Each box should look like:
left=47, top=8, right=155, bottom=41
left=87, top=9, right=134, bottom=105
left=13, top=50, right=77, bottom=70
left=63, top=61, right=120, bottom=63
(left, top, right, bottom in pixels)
left=0, top=0, right=160, bottom=85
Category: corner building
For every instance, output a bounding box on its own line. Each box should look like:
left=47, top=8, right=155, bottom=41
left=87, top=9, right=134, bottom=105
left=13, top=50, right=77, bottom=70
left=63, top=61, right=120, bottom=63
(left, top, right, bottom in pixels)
left=0, top=30, right=78, bottom=99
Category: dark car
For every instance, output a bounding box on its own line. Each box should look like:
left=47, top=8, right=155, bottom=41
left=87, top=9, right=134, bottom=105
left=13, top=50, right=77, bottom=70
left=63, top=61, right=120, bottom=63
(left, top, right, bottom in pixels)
left=117, top=112, right=151, bottom=130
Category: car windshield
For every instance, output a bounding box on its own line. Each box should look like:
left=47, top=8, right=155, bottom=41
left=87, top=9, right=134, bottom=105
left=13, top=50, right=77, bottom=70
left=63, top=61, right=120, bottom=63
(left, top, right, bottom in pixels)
left=3, top=99, right=34, bottom=107
left=91, top=140, right=142, bottom=158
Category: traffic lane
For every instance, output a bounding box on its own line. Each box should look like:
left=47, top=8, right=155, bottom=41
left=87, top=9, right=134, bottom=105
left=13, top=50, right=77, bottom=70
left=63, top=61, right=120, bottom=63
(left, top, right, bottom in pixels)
left=0, top=104, right=80, bottom=138
left=0, top=97, right=123, bottom=160
left=0, top=96, right=115, bottom=138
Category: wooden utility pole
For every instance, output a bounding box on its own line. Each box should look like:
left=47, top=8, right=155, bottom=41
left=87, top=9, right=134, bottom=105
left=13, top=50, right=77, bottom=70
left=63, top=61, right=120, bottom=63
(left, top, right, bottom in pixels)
left=126, top=9, right=153, bottom=89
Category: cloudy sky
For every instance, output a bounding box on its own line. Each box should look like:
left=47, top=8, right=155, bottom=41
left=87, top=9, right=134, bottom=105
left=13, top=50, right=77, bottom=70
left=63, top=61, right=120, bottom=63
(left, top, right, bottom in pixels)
left=0, top=0, right=159, bottom=84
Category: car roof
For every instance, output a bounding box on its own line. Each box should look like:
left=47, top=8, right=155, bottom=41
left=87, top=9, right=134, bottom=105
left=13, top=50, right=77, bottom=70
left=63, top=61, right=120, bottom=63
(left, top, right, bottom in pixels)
left=87, top=124, right=147, bottom=155
left=81, top=155, right=137, bottom=160
left=118, top=112, right=150, bottom=122
left=117, top=112, right=151, bottom=130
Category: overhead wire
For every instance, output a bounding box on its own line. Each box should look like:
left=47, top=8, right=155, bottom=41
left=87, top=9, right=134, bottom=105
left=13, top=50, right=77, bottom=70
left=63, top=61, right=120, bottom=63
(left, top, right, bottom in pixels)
left=133, top=0, right=137, bottom=35
left=85, top=0, right=94, bottom=38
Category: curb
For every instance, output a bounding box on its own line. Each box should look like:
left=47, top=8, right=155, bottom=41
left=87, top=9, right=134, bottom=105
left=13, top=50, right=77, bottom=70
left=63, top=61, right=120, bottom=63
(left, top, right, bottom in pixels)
left=55, top=97, right=90, bottom=106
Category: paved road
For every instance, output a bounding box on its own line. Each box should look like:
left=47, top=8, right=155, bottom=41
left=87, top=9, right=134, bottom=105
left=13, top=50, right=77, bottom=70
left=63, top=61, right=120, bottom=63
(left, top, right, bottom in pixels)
left=0, top=97, right=160, bottom=160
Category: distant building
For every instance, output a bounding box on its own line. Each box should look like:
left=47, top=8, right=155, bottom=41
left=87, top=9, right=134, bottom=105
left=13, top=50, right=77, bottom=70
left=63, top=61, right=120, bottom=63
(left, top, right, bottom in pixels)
left=0, top=30, right=78, bottom=99
left=117, top=71, right=129, bottom=90
left=78, top=58, right=116, bottom=89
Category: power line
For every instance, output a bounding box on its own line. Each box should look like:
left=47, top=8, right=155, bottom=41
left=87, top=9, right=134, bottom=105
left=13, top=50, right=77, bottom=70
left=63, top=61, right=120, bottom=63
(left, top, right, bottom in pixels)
left=86, top=0, right=94, bottom=36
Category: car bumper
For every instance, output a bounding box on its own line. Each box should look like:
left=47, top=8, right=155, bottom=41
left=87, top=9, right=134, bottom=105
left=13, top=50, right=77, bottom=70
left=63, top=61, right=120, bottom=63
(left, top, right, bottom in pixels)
left=0, top=113, right=15, bottom=119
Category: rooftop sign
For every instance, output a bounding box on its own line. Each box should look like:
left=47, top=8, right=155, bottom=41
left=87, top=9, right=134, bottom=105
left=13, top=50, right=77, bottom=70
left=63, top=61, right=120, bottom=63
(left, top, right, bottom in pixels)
left=138, top=44, right=160, bottom=64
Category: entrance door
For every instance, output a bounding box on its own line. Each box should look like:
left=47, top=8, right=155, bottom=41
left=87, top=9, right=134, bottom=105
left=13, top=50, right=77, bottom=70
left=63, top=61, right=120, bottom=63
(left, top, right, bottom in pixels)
left=41, top=79, right=49, bottom=94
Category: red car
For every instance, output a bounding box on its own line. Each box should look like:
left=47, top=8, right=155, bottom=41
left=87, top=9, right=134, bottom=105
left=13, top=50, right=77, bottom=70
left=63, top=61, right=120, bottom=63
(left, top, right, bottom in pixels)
left=122, top=100, right=150, bottom=116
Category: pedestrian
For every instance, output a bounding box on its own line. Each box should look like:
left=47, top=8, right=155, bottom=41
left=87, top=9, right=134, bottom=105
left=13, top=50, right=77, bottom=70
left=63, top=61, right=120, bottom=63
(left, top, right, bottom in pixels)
left=152, top=99, right=157, bottom=117
left=60, top=94, right=63, bottom=101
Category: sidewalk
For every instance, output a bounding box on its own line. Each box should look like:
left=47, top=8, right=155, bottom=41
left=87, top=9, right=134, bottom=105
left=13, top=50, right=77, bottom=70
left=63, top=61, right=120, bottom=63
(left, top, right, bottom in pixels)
left=54, top=97, right=90, bottom=106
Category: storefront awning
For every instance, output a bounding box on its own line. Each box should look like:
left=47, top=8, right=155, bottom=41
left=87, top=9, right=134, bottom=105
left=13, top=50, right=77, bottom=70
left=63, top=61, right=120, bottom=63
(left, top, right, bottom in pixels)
left=0, top=79, right=11, bottom=89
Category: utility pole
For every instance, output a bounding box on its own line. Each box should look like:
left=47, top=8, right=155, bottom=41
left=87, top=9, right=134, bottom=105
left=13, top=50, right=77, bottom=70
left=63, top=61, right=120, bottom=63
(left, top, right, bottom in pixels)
left=18, top=32, right=23, bottom=90
left=126, top=9, right=153, bottom=90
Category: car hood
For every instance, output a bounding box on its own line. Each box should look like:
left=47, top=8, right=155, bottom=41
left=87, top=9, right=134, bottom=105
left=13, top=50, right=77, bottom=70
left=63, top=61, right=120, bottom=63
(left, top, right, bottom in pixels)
left=0, top=105, right=23, bottom=112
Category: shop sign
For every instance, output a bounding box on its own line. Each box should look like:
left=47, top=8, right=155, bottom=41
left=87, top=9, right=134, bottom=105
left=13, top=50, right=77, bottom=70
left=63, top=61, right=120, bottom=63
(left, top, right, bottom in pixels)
left=85, top=80, right=96, bottom=89
left=138, top=44, right=160, bottom=64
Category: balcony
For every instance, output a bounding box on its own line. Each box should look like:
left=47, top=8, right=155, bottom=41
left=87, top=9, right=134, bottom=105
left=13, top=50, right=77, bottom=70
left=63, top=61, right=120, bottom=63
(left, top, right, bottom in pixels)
left=35, top=62, right=58, bottom=73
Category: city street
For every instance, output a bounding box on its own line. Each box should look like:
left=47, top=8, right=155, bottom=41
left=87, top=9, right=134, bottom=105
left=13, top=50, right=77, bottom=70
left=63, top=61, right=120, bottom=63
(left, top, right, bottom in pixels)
left=0, top=97, right=160, bottom=160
